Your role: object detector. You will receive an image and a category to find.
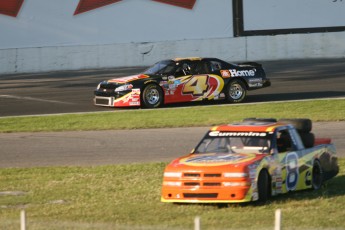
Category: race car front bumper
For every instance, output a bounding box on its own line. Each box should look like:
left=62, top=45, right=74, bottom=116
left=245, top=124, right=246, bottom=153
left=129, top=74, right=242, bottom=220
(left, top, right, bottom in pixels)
left=94, top=90, right=141, bottom=107
left=94, top=96, right=115, bottom=107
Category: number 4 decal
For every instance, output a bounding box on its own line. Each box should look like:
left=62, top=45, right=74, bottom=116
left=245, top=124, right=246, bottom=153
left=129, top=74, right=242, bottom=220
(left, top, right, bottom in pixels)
left=182, top=75, right=209, bottom=96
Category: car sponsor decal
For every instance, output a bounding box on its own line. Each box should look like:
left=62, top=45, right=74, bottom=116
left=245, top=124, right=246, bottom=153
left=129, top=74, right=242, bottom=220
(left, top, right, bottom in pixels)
left=113, top=88, right=141, bottom=106
left=208, top=131, right=267, bottom=137
left=229, top=69, right=256, bottom=77
left=220, top=70, right=231, bottom=78
left=248, top=78, right=263, bottom=87
left=179, top=153, right=256, bottom=166
left=108, top=74, right=149, bottom=84
left=160, top=76, right=183, bottom=96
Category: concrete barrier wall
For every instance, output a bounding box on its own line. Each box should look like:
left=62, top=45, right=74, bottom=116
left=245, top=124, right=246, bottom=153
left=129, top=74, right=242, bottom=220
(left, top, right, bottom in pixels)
left=1, top=0, right=345, bottom=74
left=1, top=31, right=345, bottom=74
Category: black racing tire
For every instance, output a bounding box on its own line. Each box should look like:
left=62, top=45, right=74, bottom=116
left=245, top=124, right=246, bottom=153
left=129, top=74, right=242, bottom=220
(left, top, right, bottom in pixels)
left=278, top=118, right=312, bottom=133
left=312, top=160, right=323, bottom=190
left=243, top=118, right=277, bottom=123
left=225, top=79, right=247, bottom=103
left=141, top=84, right=163, bottom=108
left=257, top=170, right=270, bottom=203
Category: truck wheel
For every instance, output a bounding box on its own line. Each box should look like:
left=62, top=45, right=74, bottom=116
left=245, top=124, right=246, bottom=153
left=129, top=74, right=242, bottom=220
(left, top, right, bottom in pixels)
left=278, top=118, right=312, bottom=133
left=258, top=170, right=270, bottom=203
left=312, top=160, right=323, bottom=190
left=141, top=84, right=163, bottom=108
left=225, top=80, right=247, bottom=103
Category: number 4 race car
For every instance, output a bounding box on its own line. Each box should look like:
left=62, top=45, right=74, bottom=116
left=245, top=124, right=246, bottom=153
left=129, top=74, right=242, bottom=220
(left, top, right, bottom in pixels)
left=161, top=118, right=339, bottom=203
left=94, top=57, right=270, bottom=108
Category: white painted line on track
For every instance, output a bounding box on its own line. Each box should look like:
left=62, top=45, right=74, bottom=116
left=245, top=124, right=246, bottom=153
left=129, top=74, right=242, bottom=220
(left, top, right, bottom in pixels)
left=0, top=96, right=344, bottom=119
left=0, top=94, right=74, bottom=105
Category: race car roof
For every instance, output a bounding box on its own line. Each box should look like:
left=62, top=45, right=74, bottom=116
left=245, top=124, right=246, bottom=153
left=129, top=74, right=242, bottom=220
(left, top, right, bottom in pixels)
left=173, top=57, right=202, bottom=61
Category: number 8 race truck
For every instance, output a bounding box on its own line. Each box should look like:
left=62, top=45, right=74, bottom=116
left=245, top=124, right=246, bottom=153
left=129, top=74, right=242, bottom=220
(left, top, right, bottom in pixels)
left=161, top=118, right=339, bottom=203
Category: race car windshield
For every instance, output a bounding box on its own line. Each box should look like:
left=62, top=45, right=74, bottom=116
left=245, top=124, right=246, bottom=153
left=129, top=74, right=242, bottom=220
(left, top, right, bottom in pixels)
left=143, top=60, right=176, bottom=75
left=194, top=134, right=271, bottom=154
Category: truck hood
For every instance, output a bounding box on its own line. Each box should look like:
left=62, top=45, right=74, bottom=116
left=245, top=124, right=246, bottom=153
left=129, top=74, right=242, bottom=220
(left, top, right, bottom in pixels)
left=168, top=153, right=266, bottom=168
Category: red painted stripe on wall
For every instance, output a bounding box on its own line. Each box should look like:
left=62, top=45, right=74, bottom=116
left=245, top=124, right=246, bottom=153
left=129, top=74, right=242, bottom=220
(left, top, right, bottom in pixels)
left=74, top=0, right=196, bottom=15
left=0, top=0, right=24, bottom=17
left=152, top=0, right=196, bottom=9
left=74, top=0, right=122, bottom=15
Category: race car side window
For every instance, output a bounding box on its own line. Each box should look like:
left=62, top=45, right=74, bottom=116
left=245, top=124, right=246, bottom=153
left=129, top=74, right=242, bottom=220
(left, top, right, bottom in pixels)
left=174, top=61, right=196, bottom=76
left=195, top=61, right=210, bottom=74
left=210, top=61, right=222, bottom=72
left=276, top=129, right=295, bottom=153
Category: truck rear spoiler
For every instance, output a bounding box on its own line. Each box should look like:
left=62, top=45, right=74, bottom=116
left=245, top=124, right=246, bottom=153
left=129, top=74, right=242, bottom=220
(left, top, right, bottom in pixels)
left=314, top=138, right=332, bottom=146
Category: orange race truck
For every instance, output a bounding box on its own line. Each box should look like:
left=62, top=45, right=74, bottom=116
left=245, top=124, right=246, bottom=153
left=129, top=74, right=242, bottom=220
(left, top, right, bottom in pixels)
left=161, top=118, right=339, bottom=203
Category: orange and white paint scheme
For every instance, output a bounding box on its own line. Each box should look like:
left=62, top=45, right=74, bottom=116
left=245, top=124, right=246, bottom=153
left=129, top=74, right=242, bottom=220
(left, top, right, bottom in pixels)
left=161, top=119, right=339, bottom=203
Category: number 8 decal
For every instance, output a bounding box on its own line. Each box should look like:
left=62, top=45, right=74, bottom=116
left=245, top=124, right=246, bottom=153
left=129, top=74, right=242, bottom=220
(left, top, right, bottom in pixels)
left=286, top=152, right=299, bottom=191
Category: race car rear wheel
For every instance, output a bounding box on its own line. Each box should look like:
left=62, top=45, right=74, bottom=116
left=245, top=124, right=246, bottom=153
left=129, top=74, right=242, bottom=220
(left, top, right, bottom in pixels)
left=257, top=170, right=270, bottom=203
left=141, top=84, right=163, bottom=108
left=225, top=80, right=247, bottom=103
left=312, top=160, right=323, bottom=190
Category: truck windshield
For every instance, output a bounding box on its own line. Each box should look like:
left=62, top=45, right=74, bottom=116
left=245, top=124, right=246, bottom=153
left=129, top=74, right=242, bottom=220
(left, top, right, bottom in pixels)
left=194, top=132, right=272, bottom=154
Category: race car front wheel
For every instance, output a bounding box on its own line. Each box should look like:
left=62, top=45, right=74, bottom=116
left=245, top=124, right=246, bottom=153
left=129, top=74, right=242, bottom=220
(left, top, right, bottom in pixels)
left=141, top=84, right=163, bottom=108
left=225, top=80, right=247, bottom=103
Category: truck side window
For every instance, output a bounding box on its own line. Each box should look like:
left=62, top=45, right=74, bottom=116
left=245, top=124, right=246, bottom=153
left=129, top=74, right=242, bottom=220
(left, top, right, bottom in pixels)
left=276, top=130, right=293, bottom=153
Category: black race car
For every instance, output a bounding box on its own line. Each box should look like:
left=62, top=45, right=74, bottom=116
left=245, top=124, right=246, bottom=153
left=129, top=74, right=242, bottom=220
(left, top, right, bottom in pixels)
left=94, top=57, right=270, bottom=108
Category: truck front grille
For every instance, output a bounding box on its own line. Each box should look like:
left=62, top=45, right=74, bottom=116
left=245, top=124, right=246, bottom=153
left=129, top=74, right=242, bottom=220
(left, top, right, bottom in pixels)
left=183, top=193, right=218, bottom=198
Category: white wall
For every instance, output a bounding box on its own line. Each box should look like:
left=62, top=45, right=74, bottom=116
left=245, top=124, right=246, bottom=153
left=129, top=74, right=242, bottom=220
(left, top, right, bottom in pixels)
left=243, top=0, right=345, bottom=30
left=0, top=0, right=233, bottom=48
left=1, top=0, right=345, bottom=74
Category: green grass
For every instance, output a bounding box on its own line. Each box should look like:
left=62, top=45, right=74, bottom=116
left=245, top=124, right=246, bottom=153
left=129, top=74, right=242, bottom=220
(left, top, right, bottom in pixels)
left=0, top=99, right=344, bottom=133
left=0, top=159, right=344, bottom=229
left=1, top=99, right=344, bottom=229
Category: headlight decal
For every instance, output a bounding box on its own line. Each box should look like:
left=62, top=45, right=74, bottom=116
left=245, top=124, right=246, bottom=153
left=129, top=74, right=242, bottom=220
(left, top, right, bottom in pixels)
left=115, top=84, right=133, bottom=92
left=164, top=172, right=182, bottom=178
left=223, top=172, right=248, bottom=178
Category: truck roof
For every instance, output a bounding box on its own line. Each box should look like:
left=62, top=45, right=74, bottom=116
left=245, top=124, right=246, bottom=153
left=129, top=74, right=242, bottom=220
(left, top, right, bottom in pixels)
left=210, top=121, right=287, bottom=133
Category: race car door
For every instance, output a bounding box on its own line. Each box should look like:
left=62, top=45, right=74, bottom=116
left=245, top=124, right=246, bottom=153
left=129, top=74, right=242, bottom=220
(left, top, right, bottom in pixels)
left=163, top=60, right=224, bottom=103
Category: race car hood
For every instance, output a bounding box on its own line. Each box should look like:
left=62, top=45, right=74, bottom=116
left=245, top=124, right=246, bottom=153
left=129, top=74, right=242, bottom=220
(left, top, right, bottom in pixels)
left=107, top=74, right=150, bottom=84
left=167, top=152, right=266, bottom=170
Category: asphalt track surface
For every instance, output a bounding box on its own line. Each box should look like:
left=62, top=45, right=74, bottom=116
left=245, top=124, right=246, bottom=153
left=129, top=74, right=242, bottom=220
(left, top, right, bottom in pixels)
left=1, top=122, right=344, bottom=168
left=0, top=58, right=344, bottom=167
left=1, top=58, right=345, bottom=117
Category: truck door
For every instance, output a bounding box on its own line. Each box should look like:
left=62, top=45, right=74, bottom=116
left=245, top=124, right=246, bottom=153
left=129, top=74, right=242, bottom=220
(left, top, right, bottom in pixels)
left=275, top=127, right=300, bottom=192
